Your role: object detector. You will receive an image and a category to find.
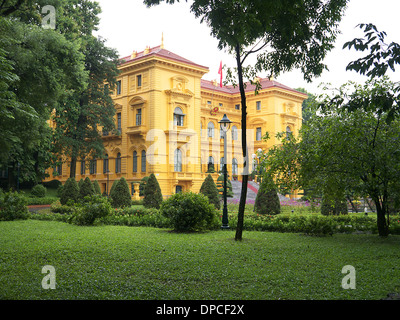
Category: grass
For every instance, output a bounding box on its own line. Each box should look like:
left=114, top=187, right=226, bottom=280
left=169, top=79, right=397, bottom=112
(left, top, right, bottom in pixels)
left=1, top=220, right=400, bottom=300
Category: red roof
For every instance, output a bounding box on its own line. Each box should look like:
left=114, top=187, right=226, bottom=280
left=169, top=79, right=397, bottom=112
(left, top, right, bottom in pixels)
left=119, top=45, right=208, bottom=70
left=201, top=78, right=307, bottom=96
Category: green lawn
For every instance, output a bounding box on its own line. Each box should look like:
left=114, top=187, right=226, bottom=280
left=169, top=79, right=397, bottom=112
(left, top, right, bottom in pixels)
left=1, top=220, right=400, bottom=300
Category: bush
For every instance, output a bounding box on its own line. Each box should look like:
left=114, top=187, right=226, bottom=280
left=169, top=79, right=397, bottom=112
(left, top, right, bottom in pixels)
left=321, top=198, right=348, bottom=215
left=60, top=178, right=79, bottom=205
left=143, top=173, right=163, bottom=209
left=50, top=200, right=75, bottom=215
left=160, top=192, right=219, bottom=232
left=110, top=177, right=132, bottom=208
left=42, top=179, right=62, bottom=189
left=0, top=190, right=29, bottom=221
left=200, top=174, right=221, bottom=209
left=30, top=184, right=46, bottom=198
left=68, top=195, right=113, bottom=226
left=109, top=179, right=119, bottom=197
left=254, top=174, right=281, bottom=215
left=79, top=177, right=95, bottom=200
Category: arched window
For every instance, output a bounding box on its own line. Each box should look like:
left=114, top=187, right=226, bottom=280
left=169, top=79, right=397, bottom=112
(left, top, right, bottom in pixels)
left=286, top=126, right=292, bottom=140
left=103, top=154, right=109, bottom=173
left=141, top=150, right=146, bottom=173
left=173, top=107, right=184, bottom=127
left=133, top=151, right=137, bottom=173
left=232, top=125, right=238, bottom=141
left=90, top=158, right=97, bottom=175
left=174, top=149, right=182, bottom=172
left=232, top=158, right=238, bottom=175
left=207, top=122, right=214, bottom=138
left=115, top=153, right=121, bottom=173
left=208, top=156, right=214, bottom=172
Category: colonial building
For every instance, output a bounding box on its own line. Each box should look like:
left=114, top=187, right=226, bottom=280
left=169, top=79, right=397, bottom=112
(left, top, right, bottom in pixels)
left=45, top=43, right=306, bottom=198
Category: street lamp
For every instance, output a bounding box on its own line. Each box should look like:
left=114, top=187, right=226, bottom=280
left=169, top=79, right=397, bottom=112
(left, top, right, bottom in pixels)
left=219, top=114, right=232, bottom=229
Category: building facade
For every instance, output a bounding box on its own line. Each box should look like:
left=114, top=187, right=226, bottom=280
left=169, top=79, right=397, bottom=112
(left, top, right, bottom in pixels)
left=45, top=44, right=306, bottom=198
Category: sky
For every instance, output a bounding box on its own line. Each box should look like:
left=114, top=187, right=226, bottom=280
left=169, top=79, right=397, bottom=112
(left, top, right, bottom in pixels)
left=94, top=0, right=400, bottom=95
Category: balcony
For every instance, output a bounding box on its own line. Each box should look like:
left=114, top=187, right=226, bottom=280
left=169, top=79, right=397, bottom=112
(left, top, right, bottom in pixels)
left=126, top=125, right=146, bottom=137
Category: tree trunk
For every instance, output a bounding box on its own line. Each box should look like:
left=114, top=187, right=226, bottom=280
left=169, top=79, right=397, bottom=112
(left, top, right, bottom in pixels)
left=70, top=157, right=77, bottom=179
left=234, top=44, right=249, bottom=241
left=371, top=195, right=389, bottom=237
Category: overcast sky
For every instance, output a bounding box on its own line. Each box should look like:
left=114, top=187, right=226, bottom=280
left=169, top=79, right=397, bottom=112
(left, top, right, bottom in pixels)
left=94, top=0, right=400, bottom=95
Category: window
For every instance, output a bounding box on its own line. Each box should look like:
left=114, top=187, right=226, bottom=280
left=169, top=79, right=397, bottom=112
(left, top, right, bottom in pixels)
left=256, top=127, right=262, bottom=141
left=54, top=163, right=62, bottom=176
left=141, top=150, right=146, bottom=172
left=173, top=107, right=184, bottom=127
left=232, top=125, right=238, bottom=141
left=232, top=158, right=238, bottom=175
left=103, top=154, right=109, bottom=173
left=137, top=75, right=142, bottom=88
left=286, top=126, right=292, bottom=140
left=90, top=159, right=97, bottom=175
left=235, top=104, right=240, bottom=110
left=207, top=156, right=214, bottom=172
left=256, top=101, right=261, bottom=111
left=136, top=108, right=142, bottom=126
left=220, top=124, right=225, bottom=139
left=207, top=122, right=214, bottom=138
left=80, top=159, right=86, bottom=175
left=116, top=80, right=121, bottom=95
left=220, top=157, right=225, bottom=171
left=115, top=153, right=121, bottom=173
left=174, top=149, right=182, bottom=172
left=175, top=185, right=183, bottom=194
left=133, top=151, right=137, bottom=173
left=117, top=113, right=122, bottom=133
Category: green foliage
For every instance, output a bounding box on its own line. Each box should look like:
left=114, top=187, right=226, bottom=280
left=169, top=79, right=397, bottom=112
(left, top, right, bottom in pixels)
left=60, top=178, right=79, bottom=205
left=0, top=190, right=28, bottom=221
left=79, top=177, right=94, bottom=200
left=109, top=179, right=119, bottom=197
left=139, top=176, right=149, bottom=196
left=30, top=184, right=46, bottom=198
left=160, top=192, right=219, bottom=232
left=110, top=177, right=132, bottom=208
left=93, top=180, right=101, bottom=195
left=68, top=195, right=112, bottom=226
left=254, top=174, right=281, bottom=215
left=200, top=174, right=221, bottom=209
left=143, top=173, right=163, bottom=209
left=321, top=198, right=348, bottom=216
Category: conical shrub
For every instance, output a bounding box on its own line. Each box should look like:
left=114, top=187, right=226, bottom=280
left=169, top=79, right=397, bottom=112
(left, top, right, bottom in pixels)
left=110, top=177, right=131, bottom=208
left=93, top=180, right=101, bottom=195
left=79, top=177, right=95, bottom=200
left=143, top=173, right=163, bottom=209
left=200, top=174, right=220, bottom=209
left=60, top=178, right=79, bottom=205
left=254, top=174, right=281, bottom=215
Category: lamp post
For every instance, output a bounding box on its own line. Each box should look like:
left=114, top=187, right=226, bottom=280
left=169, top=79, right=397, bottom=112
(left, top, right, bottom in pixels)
left=219, top=114, right=232, bottom=229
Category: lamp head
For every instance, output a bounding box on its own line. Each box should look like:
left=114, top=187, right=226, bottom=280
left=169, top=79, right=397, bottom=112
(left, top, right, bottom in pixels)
left=219, top=114, right=232, bottom=132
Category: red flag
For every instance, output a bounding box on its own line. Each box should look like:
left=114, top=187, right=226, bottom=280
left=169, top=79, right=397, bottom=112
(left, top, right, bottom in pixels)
left=218, top=61, right=223, bottom=87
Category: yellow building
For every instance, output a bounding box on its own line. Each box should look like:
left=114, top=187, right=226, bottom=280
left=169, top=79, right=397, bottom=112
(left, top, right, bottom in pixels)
left=45, top=44, right=306, bottom=198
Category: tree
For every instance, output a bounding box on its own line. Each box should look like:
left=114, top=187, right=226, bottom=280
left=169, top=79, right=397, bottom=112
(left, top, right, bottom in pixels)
left=144, top=0, right=348, bottom=240
left=264, top=78, right=400, bottom=237
left=200, top=174, right=220, bottom=210
left=110, top=177, right=131, bottom=208
left=143, top=173, right=163, bottom=209
left=294, top=88, right=318, bottom=124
